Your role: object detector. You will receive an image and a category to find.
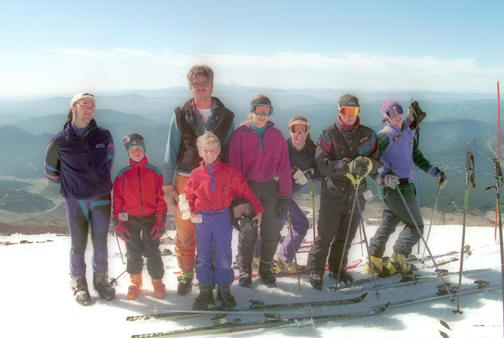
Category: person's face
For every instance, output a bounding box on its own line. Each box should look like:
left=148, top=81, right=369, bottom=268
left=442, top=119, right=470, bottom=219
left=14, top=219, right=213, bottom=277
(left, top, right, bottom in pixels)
left=128, top=145, right=145, bottom=163
left=388, top=113, right=404, bottom=128
left=71, top=97, right=95, bottom=127
left=289, top=123, right=308, bottom=149
left=190, top=75, right=213, bottom=101
left=339, top=113, right=358, bottom=126
left=251, top=106, right=270, bottom=128
left=199, top=146, right=220, bottom=165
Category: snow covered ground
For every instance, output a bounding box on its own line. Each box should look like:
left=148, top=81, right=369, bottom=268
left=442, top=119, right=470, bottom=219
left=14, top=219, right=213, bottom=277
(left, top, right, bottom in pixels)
left=2, top=224, right=503, bottom=338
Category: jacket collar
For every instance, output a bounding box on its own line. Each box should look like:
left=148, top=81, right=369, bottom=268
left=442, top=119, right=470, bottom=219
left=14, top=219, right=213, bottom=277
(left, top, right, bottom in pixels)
left=129, top=156, right=148, bottom=168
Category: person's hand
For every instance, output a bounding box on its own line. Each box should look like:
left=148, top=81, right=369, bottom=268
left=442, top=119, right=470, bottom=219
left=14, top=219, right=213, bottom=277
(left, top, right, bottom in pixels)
left=115, top=221, right=131, bottom=242
left=349, top=156, right=372, bottom=178
left=252, top=212, right=262, bottom=227
left=429, top=166, right=447, bottom=189
left=304, top=168, right=316, bottom=180
left=292, top=167, right=308, bottom=185
left=162, top=185, right=178, bottom=209
left=376, top=174, right=399, bottom=189
left=275, top=197, right=290, bottom=218
left=150, top=219, right=165, bottom=240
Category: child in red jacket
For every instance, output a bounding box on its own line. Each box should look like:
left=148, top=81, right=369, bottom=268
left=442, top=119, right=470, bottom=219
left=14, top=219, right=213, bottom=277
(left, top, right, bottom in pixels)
left=113, top=133, right=168, bottom=300
left=184, top=131, right=263, bottom=310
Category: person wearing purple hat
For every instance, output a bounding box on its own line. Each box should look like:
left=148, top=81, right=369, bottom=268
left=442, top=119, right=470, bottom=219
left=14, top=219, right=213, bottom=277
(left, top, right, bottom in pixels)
left=366, top=99, right=447, bottom=276
left=306, top=94, right=381, bottom=290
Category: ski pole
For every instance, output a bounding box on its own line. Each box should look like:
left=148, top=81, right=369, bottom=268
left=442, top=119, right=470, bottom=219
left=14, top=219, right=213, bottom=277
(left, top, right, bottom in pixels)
left=311, top=180, right=316, bottom=242
left=486, top=158, right=504, bottom=335
left=335, top=175, right=361, bottom=284
left=394, top=187, right=454, bottom=298
left=422, top=182, right=442, bottom=258
left=115, top=233, right=126, bottom=265
left=110, top=269, right=127, bottom=285
left=287, top=209, right=302, bottom=290
left=355, top=196, right=381, bottom=306
left=454, top=152, right=476, bottom=314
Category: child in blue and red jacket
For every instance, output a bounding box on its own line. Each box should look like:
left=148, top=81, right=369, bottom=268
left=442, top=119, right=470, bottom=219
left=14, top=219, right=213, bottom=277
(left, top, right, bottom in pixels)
left=113, top=133, right=167, bottom=300
left=184, top=131, right=263, bottom=310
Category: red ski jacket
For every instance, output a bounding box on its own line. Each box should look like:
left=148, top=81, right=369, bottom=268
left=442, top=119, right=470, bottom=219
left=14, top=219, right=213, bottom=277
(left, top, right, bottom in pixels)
left=113, top=157, right=167, bottom=224
left=184, top=159, right=264, bottom=215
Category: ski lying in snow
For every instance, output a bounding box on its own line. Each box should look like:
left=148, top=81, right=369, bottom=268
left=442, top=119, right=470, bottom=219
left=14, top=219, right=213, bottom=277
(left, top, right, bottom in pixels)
left=126, top=292, right=368, bottom=322
left=130, top=302, right=390, bottom=337
left=389, top=280, right=499, bottom=309
left=329, top=268, right=490, bottom=293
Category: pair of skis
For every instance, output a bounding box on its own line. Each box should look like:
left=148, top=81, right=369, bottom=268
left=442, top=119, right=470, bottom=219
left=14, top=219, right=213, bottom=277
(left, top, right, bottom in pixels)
left=130, top=281, right=499, bottom=338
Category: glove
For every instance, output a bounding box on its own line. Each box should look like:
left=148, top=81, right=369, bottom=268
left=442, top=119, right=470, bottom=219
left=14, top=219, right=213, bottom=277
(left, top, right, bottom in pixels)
left=349, top=156, right=372, bottom=178
left=233, top=216, right=259, bottom=232
left=150, top=215, right=166, bottom=240
left=292, top=167, right=308, bottom=185
left=275, top=197, right=290, bottom=218
left=429, top=166, right=448, bottom=189
left=376, top=174, right=399, bottom=189
left=303, top=168, right=316, bottom=180
left=115, top=221, right=131, bottom=242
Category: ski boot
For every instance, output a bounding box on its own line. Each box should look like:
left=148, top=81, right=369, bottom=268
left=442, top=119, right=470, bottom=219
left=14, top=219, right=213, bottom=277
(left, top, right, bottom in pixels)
left=238, top=264, right=252, bottom=288
left=328, top=269, right=353, bottom=286
left=272, top=258, right=299, bottom=274
left=152, top=278, right=166, bottom=299
left=71, top=274, right=91, bottom=306
left=217, top=285, right=236, bottom=308
left=390, top=253, right=412, bottom=276
left=366, top=255, right=392, bottom=277
left=259, top=262, right=276, bottom=288
left=192, top=284, right=214, bottom=310
left=309, top=272, right=323, bottom=291
left=93, top=271, right=116, bottom=301
left=127, top=274, right=142, bottom=300
left=177, top=272, right=193, bottom=295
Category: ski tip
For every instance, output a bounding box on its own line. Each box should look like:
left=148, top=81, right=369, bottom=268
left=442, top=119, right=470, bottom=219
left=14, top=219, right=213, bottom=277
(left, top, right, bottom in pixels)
left=438, top=319, right=451, bottom=330
left=361, top=291, right=369, bottom=299
left=438, top=329, right=450, bottom=338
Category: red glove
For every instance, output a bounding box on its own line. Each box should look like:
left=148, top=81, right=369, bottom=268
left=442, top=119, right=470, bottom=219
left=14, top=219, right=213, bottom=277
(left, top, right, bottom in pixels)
left=150, top=221, right=165, bottom=240
left=115, top=221, right=131, bottom=242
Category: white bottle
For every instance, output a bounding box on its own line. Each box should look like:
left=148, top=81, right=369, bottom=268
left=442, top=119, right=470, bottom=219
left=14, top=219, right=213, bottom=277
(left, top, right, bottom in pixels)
left=178, top=193, right=191, bottom=220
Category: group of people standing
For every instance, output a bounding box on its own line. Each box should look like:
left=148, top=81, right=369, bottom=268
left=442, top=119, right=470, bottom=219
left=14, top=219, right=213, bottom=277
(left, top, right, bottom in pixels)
left=44, top=64, right=447, bottom=308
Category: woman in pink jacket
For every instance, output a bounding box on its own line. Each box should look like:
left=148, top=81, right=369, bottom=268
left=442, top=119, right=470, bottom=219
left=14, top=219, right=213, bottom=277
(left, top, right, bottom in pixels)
left=229, top=94, right=292, bottom=288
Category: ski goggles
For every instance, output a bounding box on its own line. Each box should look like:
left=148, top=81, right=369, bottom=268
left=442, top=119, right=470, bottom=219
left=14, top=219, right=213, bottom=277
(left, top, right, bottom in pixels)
left=191, top=80, right=211, bottom=88
left=251, top=104, right=273, bottom=116
left=122, top=133, right=145, bottom=149
left=289, top=121, right=310, bottom=134
left=385, top=104, right=403, bottom=118
left=339, top=106, right=360, bottom=116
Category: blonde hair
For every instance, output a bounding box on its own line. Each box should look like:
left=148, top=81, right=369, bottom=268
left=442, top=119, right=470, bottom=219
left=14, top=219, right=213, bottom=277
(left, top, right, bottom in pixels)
left=196, top=131, right=221, bottom=152
left=187, top=65, right=214, bottom=86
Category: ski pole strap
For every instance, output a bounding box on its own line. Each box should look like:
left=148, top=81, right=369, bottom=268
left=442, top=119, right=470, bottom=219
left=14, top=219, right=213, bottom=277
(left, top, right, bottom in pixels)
left=465, top=152, right=476, bottom=188
left=345, top=172, right=363, bottom=189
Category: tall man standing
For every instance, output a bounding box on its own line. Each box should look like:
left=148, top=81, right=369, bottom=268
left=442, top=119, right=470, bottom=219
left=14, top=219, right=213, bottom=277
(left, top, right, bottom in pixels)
left=307, top=94, right=381, bottom=290
left=44, top=92, right=116, bottom=305
left=163, top=65, right=235, bottom=295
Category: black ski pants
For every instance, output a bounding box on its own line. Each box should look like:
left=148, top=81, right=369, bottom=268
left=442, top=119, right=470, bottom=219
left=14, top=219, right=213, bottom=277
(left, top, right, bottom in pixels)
left=238, top=179, right=283, bottom=268
left=124, top=214, right=164, bottom=279
left=307, top=200, right=361, bottom=275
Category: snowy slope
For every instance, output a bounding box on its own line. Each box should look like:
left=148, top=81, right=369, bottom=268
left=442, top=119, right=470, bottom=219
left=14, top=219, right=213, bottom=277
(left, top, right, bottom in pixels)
left=2, top=224, right=503, bottom=338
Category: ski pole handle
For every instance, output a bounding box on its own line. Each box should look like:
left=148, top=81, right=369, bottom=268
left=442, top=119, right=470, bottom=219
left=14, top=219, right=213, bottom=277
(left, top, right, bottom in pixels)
left=492, top=158, right=503, bottom=179
left=465, top=152, right=476, bottom=188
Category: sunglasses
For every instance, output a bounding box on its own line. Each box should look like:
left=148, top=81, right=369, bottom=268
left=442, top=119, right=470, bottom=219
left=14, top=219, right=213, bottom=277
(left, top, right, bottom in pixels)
left=192, top=80, right=211, bottom=88
left=386, top=104, right=403, bottom=118
left=122, top=133, right=144, bottom=147
left=251, top=104, right=273, bottom=116
left=340, top=106, right=360, bottom=116
left=289, top=122, right=309, bottom=134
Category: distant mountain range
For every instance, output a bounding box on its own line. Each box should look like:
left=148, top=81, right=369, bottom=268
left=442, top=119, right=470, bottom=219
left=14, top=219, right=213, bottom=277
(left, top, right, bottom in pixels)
left=0, top=86, right=502, bottom=214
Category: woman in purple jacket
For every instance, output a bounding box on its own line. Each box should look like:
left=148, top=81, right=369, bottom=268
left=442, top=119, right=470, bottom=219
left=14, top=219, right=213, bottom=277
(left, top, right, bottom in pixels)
left=229, top=94, right=292, bottom=288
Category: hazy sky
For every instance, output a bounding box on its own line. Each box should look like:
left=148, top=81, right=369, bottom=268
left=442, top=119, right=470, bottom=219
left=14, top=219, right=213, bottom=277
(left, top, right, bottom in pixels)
left=1, top=0, right=503, bottom=97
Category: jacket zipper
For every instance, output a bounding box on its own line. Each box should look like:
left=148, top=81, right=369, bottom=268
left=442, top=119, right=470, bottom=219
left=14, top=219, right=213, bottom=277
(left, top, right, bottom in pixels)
left=137, top=166, right=144, bottom=216
left=83, top=136, right=98, bottom=196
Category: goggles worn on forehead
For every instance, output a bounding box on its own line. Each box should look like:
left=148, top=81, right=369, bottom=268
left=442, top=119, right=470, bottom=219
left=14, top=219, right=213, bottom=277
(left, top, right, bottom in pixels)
left=289, top=121, right=309, bottom=134
left=340, top=106, right=360, bottom=116
left=251, top=104, right=273, bottom=116
left=122, top=133, right=144, bottom=147
left=386, top=104, right=403, bottom=118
